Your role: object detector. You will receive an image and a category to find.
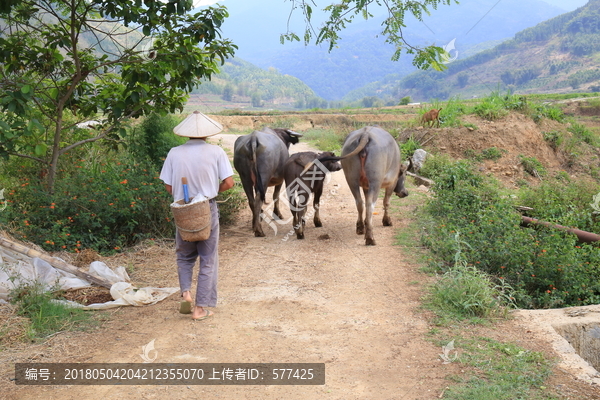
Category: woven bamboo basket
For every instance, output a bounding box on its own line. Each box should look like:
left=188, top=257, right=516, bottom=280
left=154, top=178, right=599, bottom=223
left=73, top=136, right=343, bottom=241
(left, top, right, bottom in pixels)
left=170, top=198, right=212, bottom=241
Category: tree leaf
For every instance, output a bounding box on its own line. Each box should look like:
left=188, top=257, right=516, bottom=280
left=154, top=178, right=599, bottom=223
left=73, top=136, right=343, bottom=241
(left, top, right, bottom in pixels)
left=34, top=143, right=47, bottom=156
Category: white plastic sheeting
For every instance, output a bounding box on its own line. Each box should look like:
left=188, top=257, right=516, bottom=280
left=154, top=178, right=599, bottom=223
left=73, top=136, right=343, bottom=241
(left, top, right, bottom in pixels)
left=0, top=246, right=178, bottom=309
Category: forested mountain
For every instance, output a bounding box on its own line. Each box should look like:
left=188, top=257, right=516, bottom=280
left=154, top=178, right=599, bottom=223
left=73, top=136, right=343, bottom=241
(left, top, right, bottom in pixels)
left=356, top=0, right=600, bottom=102
left=192, top=58, right=325, bottom=109
left=218, top=0, right=567, bottom=100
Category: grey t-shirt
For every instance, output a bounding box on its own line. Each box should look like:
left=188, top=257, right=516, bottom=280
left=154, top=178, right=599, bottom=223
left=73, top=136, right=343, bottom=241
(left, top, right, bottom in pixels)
left=160, top=139, right=234, bottom=202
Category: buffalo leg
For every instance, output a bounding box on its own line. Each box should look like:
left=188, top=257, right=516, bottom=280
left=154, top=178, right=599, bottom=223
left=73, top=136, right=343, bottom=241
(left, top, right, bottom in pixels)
left=349, top=183, right=364, bottom=235
left=296, top=202, right=306, bottom=240
left=272, top=183, right=284, bottom=220
left=291, top=192, right=305, bottom=240
left=239, top=173, right=261, bottom=235
left=364, top=187, right=378, bottom=246
left=313, top=184, right=323, bottom=228
left=253, top=195, right=265, bottom=237
left=382, top=187, right=393, bottom=227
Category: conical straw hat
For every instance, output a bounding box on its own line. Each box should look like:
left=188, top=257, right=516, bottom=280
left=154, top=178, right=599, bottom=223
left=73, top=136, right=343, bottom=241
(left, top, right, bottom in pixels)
left=173, top=111, right=223, bottom=138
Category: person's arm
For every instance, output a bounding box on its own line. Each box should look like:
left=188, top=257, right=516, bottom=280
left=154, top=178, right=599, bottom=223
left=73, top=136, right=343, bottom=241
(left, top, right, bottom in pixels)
left=218, top=176, right=234, bottom=193
left=165, top=184, right=173, bottom=195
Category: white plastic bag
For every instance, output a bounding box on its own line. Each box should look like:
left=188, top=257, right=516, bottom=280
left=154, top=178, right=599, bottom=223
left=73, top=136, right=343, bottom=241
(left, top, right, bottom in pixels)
left=0, top=247, right=178, bottom=309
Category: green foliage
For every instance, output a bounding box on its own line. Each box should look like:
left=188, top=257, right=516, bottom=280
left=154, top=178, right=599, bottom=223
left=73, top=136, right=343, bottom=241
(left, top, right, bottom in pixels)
left=481, top=147, right=505, bottom=161
left=421, top=158, right=600, bottom=309
left=9, top=279, right=94, bottom=340
left=0, top=0, right=236, bottom=189
left=568, top=122, right=597, bottom=145
left=400, top=136, right=421, bottom=160
left=399, top=96, right=411, bottom=105
left=531, top=103, right=565, bottom=123
left=300, top=128, right=346, bottom=153
left=222, top=84, right=234, bottom=102
left=251, top=92, right=262, bottom=107
left=519, top=155, right=546, bottom=177
left=0, top=158, right=173, bottom=254
left=361, top=96, right=381, bottom=108
left=466, top=147, right=506, bottom=162
left=542, top=130, right=563, bottom=150
left=215, top=182, right=245, bottom=227
left=127, top=113, right=185, bottom=169
left=518, top=180, right=600, bottom=233
left=196, top=58, right=319, bottom=106
left=426, top=234, right=516, bottom=320
left=443, top=336, right=553, bottom=400
left=500, top=68, right=542, bottom=85
left=284, top=0, right=459, bottom=70
left=473, top=92, right=509, bottom=121
left=437, top=96, right=467, bottom=127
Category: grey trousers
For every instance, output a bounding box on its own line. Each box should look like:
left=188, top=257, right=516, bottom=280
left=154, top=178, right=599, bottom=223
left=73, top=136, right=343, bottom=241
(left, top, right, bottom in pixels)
left=175, top=200, right=219, bottom=307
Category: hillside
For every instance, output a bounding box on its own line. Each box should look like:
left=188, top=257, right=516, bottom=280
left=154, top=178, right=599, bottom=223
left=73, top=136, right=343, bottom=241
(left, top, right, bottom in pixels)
left=219, top=0, right=567, bottom=100
left=190, top=57, right=325, bottom=111
left=360, top=0, right=600, bottom=102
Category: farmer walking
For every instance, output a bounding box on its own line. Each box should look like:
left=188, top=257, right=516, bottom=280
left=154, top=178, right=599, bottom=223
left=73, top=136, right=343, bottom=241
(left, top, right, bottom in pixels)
left=160, top=111, right=234, bottom=321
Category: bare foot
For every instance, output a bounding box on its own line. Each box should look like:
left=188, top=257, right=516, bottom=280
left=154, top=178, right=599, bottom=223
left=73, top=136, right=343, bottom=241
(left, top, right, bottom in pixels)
left=182, top=291, right=193, bottom=303
left=192, top=307, right=213, bottom=321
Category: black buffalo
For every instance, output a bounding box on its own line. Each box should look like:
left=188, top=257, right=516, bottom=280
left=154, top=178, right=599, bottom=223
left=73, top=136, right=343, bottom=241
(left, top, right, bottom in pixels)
left=233, top=127, right=302, bottom=237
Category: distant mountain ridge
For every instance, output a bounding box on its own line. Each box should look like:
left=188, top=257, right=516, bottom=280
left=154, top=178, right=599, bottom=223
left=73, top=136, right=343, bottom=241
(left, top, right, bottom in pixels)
left=193, top=57, right=323, bottom=109
left=218, top=0, right=568, bottom=100
left=360, top=0, right=600, bottom=102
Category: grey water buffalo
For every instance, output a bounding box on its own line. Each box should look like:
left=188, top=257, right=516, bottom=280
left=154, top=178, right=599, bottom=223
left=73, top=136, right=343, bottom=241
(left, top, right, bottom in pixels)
left=341, top=126, right=409, bottom=245
left=233, top=127, right=302, bottom=237
left=283, top=151, right=342, bottom=239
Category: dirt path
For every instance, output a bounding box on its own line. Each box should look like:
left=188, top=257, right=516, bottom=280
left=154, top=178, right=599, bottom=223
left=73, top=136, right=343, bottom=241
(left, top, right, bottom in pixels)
left=2, top=133, right=456, bottom=399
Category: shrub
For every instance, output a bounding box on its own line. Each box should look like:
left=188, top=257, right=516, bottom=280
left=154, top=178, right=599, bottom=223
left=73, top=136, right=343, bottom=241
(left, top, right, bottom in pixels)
left=542, top=130, right=563, bottom=150
left=127, top=113, right=185, bottom=169
left=531, top=104, right=565, bottom=123
left=216, top=181, right=245, bottom=226
left=568, top=122, right=596, bottom=145
left=399, top=96, right=411, bottom=105
left=0, top=159, right=174, bottom=254
left=481, top=147, right=505, bottom=161
left=420, top=158, right=600, bottom=308
left=427, top=259, right=515, bottom=320
left=519, top=155, right=546, bottom=178
left=472, top=92, right=509, bottom=121
left=400, top=136, right=421, bottom=160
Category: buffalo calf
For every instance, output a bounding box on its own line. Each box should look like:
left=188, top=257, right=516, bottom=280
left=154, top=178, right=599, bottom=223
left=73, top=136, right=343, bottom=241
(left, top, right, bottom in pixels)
left=284, top=151, right=342, bottom=239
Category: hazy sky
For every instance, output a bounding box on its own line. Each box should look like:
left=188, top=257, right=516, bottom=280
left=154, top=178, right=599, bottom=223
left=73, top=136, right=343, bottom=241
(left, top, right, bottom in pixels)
left=195, top=0, right=589, bottom=12
left=542, top=0, right=588, bottom=9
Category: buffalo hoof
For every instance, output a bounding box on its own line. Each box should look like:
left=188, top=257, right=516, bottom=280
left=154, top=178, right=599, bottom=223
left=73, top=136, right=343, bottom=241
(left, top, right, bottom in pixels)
left=356, top=223, right=365, bottom=235
left=365, top=237, right=376, bottom=246
left=383, top=216, right=393, bottom=226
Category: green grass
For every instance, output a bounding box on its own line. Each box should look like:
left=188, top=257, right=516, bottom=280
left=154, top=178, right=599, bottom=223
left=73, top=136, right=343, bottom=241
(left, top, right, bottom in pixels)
left=300, top=128, right=346, bottom=153
left=519, top=155, right=547, bottom=177
left=9, top=279, right=98, bottom=341
left=391, top=167, right=569, bottom=399
left=436, top=333, right=558, bottom=400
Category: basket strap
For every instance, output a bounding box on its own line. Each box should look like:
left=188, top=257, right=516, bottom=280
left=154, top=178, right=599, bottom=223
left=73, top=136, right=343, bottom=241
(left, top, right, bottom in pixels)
left=176, top=221, right=211, bottom=233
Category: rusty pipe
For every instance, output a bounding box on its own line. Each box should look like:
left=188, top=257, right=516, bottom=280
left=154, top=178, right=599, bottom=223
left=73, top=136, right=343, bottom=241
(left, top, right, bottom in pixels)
left=521, top=216, right=600, bottom=243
